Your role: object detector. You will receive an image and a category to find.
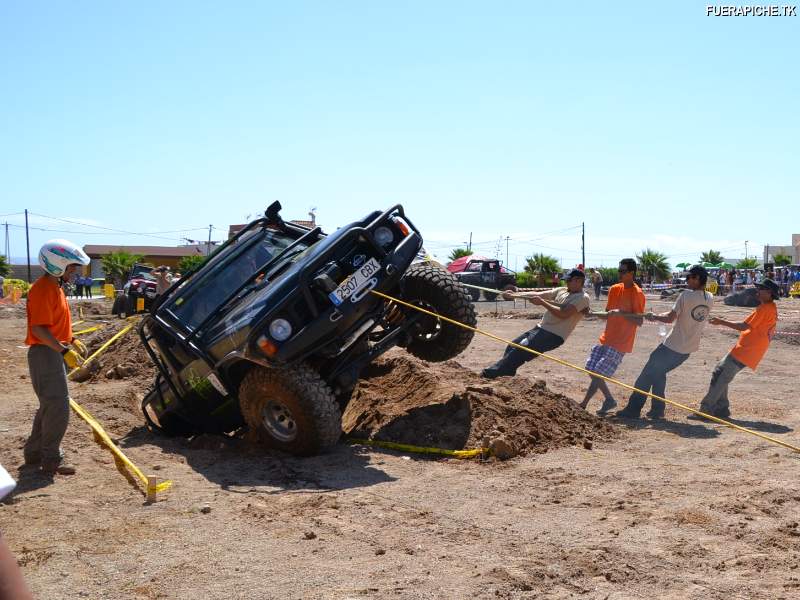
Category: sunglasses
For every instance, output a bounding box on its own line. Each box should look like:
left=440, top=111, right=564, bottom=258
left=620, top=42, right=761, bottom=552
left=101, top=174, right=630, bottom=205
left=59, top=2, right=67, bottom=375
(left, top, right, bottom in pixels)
left=686, top=274, right=699, bottom=279
left=617, top=268, right=629, bottom=273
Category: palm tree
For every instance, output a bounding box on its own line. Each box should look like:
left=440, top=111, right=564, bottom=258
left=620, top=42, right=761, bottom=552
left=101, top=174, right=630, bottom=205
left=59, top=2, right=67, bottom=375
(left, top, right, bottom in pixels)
left=737, top=257, right=759, bottom=269
left=700, top=250, right=723, bottom=265
left=101, top=251, right=144, bottom=286
left=448, top=248, right=473, bottom=262
left=524, top=253, right=560, bottom=286
left=636, top=248, right=671, bottom=283
left=773, top=254, right=792, bottom=266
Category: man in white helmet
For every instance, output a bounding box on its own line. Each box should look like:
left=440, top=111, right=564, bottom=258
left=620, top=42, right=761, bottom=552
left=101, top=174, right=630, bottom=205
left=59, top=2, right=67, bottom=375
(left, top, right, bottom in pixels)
left=23, top=239, right=90, bottom=476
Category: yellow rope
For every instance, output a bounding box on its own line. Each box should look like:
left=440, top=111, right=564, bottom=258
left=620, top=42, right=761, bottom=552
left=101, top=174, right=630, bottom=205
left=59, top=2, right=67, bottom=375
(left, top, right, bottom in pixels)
left=370, top=289, right=800, bottom=454
left=348, top=438, right=487, bottom=458
left=67, top=319, right=173, bottom=497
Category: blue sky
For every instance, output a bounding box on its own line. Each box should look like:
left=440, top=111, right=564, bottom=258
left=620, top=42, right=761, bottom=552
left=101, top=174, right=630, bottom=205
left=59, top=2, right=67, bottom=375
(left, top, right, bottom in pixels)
left=1, top=1, right=797, bottom=270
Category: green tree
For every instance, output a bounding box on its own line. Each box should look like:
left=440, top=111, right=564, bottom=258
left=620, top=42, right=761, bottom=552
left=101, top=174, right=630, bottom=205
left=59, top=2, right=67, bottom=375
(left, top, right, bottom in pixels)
left=737, top=257, right=759, bottom=269
left=178, top=255, right=207, bottom=274
left=636, top=248, right=671, bottom=282
left=0, top=254, right=10, bottom=278
left=773, top=254, right=792, bottom=266
left=448, top=248, right=473, bottom=262
left=101, top=251, right=144, bottom=286
left=598, top=267, right=619, bottom=286
left=524, top=253, right=560, bottom=286
left=700, top=250, right=723, bottom=264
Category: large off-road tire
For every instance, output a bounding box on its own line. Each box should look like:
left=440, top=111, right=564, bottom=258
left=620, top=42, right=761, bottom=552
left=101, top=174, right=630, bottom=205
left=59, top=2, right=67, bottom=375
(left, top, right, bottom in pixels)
left=484, top=290, right=499, bottom=301
left=400, top=263, right=476, bottom=362
left=238, top=364, right=341, bottom=456
left=467, top=287, right=480, bottom=302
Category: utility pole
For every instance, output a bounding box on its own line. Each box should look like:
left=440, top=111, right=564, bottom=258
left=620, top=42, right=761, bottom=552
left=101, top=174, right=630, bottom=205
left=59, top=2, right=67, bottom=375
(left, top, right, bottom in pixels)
left=25, top=209, right=31, bottom=283
left=207, top=225, right=214, bottom=256
left=468, top=232, right=472, bottom=252
left=744, top=240, right=749, bottom=260
left=505, top=236, right=510, bottom=267
left=3, top=222, right=9, bottom=261
left=581, top=222, right=585, bottom=269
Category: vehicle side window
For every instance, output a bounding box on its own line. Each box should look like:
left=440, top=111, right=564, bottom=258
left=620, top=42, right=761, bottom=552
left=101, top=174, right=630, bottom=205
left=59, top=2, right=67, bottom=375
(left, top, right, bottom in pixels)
left=466, top=262, right=482, bottom=272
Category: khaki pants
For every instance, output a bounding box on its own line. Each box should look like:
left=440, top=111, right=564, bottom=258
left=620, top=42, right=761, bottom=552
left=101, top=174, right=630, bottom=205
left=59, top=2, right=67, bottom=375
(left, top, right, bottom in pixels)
left=23, top=345, right=70, bottom=464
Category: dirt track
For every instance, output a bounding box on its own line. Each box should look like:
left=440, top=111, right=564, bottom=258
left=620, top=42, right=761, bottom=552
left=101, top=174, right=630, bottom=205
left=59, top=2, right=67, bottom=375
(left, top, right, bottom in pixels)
left=2, top=295, right=800, bottom=599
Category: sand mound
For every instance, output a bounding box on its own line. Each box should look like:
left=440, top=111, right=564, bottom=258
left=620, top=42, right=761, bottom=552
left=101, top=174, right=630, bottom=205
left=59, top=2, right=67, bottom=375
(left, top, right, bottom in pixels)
left=72, top=299, right=111, bottom=316
left=75, top=320, right=156, bottom=383
left=343, top=354, right=616, bottom=458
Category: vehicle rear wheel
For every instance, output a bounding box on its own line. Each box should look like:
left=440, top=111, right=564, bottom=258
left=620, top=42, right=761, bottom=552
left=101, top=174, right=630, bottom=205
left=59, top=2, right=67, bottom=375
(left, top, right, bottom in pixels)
left=484, top=290, right=499, bottom=301
left=238, top=364, right=341, bottom=455
left=399, top=263, right=476, bottom=362
left=468, top=287, right=480, bottom=302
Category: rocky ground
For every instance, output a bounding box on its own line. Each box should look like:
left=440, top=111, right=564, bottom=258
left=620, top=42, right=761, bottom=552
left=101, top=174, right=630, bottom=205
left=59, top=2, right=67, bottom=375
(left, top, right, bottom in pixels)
left=1, top=294, right=799, bottom=599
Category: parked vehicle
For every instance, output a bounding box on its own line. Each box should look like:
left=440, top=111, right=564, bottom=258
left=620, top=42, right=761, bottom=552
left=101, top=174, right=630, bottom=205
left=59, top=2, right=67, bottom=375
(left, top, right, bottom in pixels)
left=139, top=202, right=476, bottom=455
left=112, top=263, right=158, bottom=318
left=446, top=255, right=516, bottom=301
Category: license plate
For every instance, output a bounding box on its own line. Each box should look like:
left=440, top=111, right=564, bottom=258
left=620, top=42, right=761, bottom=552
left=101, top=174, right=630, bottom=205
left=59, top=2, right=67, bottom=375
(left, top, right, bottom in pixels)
left=329, top=258, right=382, bottom=306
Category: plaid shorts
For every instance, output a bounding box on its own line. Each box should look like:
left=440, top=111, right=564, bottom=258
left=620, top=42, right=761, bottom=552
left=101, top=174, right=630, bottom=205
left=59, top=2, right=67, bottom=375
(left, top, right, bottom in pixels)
left=585, top=344, right=624, bottom=378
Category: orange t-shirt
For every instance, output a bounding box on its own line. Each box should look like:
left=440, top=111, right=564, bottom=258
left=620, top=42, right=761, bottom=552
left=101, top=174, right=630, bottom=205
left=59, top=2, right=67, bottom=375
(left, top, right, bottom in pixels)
left=25, top=276, right=72, bottom=346
left=599, top=283, right=646, bottom=353
left=730, top=301, right=777, bottom=370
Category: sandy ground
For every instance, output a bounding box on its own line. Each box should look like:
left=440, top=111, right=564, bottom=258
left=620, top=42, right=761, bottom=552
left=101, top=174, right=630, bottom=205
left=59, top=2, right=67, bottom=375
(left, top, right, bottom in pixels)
left=1, top=293, right=800, bottom=599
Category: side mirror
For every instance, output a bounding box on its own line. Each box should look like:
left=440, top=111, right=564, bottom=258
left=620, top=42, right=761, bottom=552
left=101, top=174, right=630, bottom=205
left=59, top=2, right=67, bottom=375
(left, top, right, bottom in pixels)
left=265, top=201, right=283, bottom=225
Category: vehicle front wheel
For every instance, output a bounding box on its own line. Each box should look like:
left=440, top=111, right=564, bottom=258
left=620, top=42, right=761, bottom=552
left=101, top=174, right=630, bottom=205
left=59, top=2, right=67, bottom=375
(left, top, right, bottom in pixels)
left=238, top=364, right=341, bottom=456
left=399, top=263, right=476, bottom=362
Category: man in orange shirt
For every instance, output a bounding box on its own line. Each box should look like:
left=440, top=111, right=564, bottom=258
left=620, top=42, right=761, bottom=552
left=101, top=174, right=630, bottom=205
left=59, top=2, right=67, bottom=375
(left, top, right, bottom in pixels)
left=579, top=258, right=646, bottom=415
left=23, top=240, right=89, bottom=476
left=690, top=278, right=779, bottom=420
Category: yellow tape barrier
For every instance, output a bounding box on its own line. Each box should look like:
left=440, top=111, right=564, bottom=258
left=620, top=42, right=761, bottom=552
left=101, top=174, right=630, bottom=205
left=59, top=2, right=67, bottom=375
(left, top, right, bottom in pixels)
left=73, top=325, right=103, bottom=336
left=348, top=438, right=487, bottom=459
left=68, top=321, right=173, bottom=497
left=370, top=289, right=800, bottom=454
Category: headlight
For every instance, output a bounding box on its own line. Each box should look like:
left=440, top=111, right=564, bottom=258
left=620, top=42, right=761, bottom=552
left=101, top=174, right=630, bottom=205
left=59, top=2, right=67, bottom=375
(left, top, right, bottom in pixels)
left=269, top=318, right=293, bottom=341
left=374, top=226, right=394, bottom=247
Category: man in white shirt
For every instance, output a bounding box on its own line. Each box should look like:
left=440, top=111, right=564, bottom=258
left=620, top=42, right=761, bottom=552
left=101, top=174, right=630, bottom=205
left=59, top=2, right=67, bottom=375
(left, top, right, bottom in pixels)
left=615, top=265, right=714, bottom=420
left=482, top=269, right=591, bottom=378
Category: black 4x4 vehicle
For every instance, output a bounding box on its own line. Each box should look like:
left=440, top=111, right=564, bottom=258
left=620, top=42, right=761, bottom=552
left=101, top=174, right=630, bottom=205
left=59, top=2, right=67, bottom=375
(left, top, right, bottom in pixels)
left=140, top=202, right=476, bottom=455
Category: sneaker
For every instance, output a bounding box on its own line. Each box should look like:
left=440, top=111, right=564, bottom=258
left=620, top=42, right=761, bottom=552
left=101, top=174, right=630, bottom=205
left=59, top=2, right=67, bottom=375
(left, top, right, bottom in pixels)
left=613, top=407, right=641, bottom=419
left=687, top=413, right=714, bottom=422
left=481, top=366, right=514, bottom=379
left=596, top=397, right=617, bottom=416
left=41, top=462, right=76, bottom=476
left=645, top=410, right=665, bottom=420
left=713, top=409, right=731, bottom=419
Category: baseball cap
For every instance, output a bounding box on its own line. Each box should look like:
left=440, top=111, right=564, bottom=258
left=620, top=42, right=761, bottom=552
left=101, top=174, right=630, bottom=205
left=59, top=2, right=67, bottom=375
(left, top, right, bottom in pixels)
left=755, top=278, right=780, bottom=299
left=566, top=268, right=585, bottom=280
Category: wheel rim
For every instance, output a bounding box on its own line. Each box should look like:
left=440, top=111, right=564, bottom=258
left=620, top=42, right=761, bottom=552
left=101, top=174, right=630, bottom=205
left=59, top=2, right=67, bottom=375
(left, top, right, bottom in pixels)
left=261, top=401, right=298, bottom=442
left=411, top=301, right=442, bottom=342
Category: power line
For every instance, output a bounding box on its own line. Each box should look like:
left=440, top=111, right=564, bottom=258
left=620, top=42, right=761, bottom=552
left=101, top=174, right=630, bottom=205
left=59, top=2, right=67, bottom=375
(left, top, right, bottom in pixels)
left=27, top=211, right=212, bottom=242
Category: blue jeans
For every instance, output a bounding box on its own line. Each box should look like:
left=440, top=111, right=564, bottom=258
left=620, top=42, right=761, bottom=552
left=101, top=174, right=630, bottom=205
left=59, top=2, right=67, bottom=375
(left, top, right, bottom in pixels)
left=699, top=353, right=745, bottom=416
left=623, top=344, right=689, bottom=416
left=482, top=327, right=564, bottom=378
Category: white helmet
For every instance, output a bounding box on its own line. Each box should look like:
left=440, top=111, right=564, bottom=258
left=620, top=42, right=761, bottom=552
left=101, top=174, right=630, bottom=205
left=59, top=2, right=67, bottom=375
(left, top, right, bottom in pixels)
left=38, top=239, right=90, bottom=277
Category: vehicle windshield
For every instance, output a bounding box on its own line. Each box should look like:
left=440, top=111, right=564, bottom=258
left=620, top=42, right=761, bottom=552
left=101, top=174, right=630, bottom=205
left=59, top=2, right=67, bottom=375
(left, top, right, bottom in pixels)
left=165, top=227, right=304, bottom=331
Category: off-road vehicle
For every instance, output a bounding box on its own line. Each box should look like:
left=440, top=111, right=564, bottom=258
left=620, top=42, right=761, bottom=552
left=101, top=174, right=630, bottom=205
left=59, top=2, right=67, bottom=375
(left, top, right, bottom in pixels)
left=449, top=257, right=516, bottom=301
left=112, top=263, right=158, bottom=317
left=139, top=202, right=476, bottom=455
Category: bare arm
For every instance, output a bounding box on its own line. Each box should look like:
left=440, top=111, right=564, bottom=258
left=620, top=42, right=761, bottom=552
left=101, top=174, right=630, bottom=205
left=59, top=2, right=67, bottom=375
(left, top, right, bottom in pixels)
left=646, top=310, right=677, bottom=323
left=528, top=295, right=580, bottom=319
left=708, top=317, right=750, bottom=331
left=31, top=325, right=67, bottom=354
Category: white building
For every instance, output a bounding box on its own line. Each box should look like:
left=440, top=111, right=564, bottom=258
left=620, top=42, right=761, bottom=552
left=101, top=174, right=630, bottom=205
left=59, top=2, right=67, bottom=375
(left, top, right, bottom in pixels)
left=763, top=234, right=800, bottom=264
